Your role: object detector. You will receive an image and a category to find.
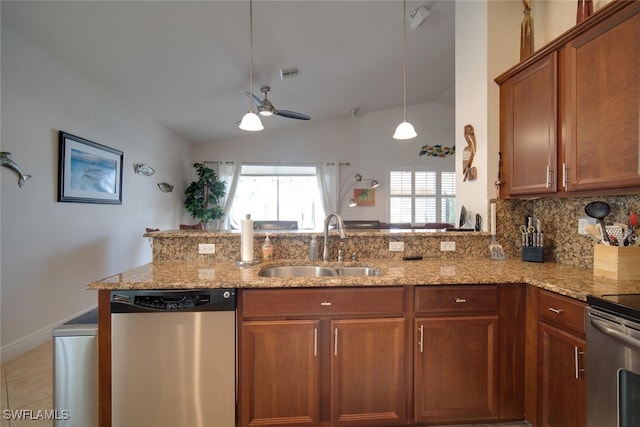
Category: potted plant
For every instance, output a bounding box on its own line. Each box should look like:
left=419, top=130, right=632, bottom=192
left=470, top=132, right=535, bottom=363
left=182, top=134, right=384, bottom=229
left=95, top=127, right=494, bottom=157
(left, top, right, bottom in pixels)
left=184, top=162, right=226, bottom=229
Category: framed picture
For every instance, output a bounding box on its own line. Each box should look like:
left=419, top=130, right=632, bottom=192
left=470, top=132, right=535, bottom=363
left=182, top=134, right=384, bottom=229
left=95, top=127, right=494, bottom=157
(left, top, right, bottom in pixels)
left=58, top=131, right=123, bottom=204
left=354, top=188, right=375, bottom=206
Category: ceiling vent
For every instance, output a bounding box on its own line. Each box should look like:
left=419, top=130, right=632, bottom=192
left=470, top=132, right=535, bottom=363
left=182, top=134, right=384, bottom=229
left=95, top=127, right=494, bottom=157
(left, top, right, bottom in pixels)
left=280, top=66, right=301, bottom=80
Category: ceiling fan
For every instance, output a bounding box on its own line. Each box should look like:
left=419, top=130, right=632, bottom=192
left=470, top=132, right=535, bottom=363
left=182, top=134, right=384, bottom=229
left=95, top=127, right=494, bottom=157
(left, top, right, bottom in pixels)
left=245, top=85, right=311, bottom=121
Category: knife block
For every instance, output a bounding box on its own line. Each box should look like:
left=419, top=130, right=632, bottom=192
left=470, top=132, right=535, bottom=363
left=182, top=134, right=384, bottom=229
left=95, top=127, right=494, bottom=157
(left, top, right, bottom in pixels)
left=522, top=246, right=544, bottom=263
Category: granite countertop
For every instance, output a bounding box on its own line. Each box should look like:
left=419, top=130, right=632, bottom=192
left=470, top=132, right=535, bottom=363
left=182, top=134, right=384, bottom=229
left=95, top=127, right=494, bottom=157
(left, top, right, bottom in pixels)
left=88, top=258, right=640, bottom=301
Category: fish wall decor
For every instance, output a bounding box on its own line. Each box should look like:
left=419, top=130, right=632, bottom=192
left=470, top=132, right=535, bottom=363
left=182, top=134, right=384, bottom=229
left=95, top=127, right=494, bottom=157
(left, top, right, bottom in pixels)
left=1, top=152, right=31, bottom=187
left=158, top=182, right=174, bottom=192
left=134, top=163, right=156, bottom=176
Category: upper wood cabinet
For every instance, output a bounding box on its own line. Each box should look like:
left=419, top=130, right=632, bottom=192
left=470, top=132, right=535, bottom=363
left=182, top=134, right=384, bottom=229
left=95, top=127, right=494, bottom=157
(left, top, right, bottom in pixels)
left=563, top=6, right=640, bottom=192
left=500, top=53, right=558, bottom=196
left=496, top=1, right=640, bottom=198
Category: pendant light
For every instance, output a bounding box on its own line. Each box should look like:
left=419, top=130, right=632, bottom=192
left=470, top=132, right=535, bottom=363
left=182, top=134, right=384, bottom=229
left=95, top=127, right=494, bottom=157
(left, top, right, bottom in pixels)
left=239, top=0, right=263, bottom=132
left=393, top=0, right=417, bottom=140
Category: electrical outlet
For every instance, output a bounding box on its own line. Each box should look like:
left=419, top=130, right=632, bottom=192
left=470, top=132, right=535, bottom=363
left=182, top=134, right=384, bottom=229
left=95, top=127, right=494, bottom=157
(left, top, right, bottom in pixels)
left=578, top=218, right=597, bottom=235
left=198, top=243, right=216, bottom=254
left=440, top=241, right=456, bottom=251
left=389, top=241, right=405, bottom=252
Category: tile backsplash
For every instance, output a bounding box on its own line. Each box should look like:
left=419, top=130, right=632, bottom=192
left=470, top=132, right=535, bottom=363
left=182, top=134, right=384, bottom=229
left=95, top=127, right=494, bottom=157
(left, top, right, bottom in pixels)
left=497, top=194, right=640, bottom=268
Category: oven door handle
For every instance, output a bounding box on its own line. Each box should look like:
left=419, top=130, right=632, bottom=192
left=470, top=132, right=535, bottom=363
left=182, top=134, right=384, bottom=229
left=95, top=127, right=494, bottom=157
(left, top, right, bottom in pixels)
left=590, top=318, right=640, bottom=352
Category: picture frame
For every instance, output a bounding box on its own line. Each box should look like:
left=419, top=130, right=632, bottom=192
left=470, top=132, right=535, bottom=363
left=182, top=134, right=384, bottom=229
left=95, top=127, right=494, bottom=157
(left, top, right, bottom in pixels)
left=354, top=188, right=375, bottom=206
left=58, top=131, right=123, bottom=204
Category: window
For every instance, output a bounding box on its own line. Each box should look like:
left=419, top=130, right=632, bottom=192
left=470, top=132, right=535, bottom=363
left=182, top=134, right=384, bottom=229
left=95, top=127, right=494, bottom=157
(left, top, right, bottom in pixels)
left=230, top=164, right=323, bottom=230
left=389, top=170, right=456, bottom=225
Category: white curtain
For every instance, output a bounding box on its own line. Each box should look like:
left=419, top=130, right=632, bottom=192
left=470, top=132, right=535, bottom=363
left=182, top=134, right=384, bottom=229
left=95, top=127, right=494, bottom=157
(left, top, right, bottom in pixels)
left=315, top=162, right=339, bottom=216
left=217, top=161, right=241, bottom=230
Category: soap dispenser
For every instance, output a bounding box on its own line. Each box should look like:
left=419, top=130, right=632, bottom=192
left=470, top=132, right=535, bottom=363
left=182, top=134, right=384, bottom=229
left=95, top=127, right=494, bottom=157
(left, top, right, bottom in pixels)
left=262, top=236, right=273, bottom=261
left=309, top=236, right=318, bottom=261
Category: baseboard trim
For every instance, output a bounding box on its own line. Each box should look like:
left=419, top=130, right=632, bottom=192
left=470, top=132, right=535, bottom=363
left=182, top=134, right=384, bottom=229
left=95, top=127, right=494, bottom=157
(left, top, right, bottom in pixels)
left=1, top=306, right=98, bottom=363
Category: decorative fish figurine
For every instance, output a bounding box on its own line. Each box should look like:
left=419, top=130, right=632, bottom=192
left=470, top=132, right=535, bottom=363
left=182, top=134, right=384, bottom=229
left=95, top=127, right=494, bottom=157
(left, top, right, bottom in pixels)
left=1, top=152, right=31, bottom=187
left=134, top=163, right=156, bottom=176
left=157, top=182, right=174, bottom=192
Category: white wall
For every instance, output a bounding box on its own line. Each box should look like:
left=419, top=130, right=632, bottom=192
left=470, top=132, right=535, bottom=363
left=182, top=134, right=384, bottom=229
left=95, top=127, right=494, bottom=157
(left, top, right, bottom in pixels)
left=0, top=26, right=191, bottom=361
left=192, top=101, right=455, bottom=222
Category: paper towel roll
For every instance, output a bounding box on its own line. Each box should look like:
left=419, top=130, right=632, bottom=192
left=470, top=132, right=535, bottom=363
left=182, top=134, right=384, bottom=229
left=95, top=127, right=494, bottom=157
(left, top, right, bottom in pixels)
left=241, top=215, right=254, bottom=262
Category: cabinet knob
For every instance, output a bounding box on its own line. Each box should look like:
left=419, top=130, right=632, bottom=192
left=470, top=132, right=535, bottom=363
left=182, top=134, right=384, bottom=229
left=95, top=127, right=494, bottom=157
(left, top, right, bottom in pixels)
left=455, top=298, right=467, bottom=303
left=320, top=301, right=332, bottom=306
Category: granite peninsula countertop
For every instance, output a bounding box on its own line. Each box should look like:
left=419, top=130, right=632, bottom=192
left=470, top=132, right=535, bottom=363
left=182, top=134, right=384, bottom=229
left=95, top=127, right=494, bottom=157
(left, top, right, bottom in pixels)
left=87, top=258, right=640, bottom=301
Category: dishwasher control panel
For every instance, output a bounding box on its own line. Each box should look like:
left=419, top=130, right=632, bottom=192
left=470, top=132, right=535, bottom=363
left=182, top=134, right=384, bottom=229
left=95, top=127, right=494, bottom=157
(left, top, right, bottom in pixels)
left=111, top=289, right=236, bottom=313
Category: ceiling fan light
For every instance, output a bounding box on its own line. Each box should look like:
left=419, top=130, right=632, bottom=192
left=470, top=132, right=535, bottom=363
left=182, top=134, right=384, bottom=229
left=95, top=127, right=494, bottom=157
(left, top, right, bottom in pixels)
left=393, top=121, right=417, bottom=140
left=258, top=105, right=273, bottom=116
left=239, top=111, right=264, bottom=131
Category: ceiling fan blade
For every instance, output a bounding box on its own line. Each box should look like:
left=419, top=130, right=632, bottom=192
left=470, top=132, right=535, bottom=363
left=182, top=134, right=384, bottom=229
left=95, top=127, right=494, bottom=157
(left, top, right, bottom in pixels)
left=245, top=91, right=263, bottom=107
left=275, top=109, right=311, bottom=120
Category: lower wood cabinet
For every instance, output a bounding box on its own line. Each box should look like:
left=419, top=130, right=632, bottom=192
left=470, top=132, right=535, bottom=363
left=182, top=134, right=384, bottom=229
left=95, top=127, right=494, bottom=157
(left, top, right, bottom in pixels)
left=237, top=284, right=534, bottom=427
left=240, top=320, right=320, bottom=427
left=538, top=322, right=586, bottom=427
left=238, top=287, right=407, bottom=427
left=330, top=318, right=405, bottom=426
left=414, top=286, right=501, bottom=424
left=536, top=290, right=586, bottom=427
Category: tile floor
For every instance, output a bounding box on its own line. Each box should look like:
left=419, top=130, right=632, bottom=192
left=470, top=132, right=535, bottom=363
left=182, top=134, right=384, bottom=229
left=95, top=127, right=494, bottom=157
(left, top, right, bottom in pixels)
left=0, top=340, right=531, bottom=427
left=1, top=341, right=53, bottom=427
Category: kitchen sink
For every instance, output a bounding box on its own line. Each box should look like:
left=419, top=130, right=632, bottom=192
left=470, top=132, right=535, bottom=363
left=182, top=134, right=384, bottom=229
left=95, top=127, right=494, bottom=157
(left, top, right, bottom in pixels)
left=258, top=265, right=381, bottom=278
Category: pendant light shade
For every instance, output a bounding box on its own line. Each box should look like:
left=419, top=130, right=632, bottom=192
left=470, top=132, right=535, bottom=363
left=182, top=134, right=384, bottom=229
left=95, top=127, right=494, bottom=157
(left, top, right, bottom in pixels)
left=393, top=121, right=417, bottom=140
left=393, top=0, right=417, bottom=141
left=239, top=111, right=264, bottom=131
left=239, top=0, right=263, bottom=132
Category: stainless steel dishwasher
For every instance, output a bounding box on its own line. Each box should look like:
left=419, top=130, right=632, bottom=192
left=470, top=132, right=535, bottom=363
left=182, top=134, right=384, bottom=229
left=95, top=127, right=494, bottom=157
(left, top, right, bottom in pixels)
left=110, top=289, right=236, bottom=427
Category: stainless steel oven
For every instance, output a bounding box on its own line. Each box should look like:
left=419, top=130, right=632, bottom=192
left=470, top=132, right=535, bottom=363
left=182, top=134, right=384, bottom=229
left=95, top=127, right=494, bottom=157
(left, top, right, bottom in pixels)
left=586, top=295, right=640, bottom=427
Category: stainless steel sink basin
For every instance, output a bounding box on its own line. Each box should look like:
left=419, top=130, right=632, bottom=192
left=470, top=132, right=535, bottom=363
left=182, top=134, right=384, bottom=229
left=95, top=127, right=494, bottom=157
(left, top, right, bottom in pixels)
left=332, top=267, right=381, bottom=276
left=258, top=265, right=381, bottom=278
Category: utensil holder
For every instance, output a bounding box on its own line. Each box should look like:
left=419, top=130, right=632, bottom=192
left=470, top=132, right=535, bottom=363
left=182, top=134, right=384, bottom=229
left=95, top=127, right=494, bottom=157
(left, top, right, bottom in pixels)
left=594, top=245, right=640, bottom=280
left=522, top=246, right=544, bottom=263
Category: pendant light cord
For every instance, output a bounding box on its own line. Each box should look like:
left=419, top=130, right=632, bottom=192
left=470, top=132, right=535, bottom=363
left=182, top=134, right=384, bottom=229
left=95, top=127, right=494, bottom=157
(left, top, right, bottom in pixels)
left=402, top=0, right=407, bottom=122
left=249, top=0, right=255, bottom=112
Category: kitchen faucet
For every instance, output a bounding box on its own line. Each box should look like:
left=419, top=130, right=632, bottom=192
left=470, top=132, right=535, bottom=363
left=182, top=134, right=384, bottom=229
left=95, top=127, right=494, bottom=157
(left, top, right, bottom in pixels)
left=323, top=212, right=347, bottom=261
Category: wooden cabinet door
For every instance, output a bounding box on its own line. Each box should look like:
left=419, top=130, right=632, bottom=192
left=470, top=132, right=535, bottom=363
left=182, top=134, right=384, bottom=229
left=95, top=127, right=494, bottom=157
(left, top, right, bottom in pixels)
left=240, top=320, right=320, bottom=427
left=564, top=5, right=640, bottom=192
left=538, top=321, right=586, bottom=427
left=415, top=315, right=499, bottom=424
left=500, top=53, right=558, bottom=197
left=329, top=318, right=406, bottom=427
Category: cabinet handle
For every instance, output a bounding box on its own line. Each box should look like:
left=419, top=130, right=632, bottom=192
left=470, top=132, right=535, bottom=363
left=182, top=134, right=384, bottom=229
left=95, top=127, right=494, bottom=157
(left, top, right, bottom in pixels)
left=562, top=162, right=568, bottom=189
left=320, top=301, right=332, bottom=306
left=418, top=325, right=424, bottom=353
left=546, top=165, right=553, bottom=188
left=574, top=346, right=585, bottom=379
left=548, top=307, right=563, bottom=314
left=455, top=298, right=467, bottom=303
left=334, top=328, right=338, bottom=356
left=314, top=327, right=318, bottom=357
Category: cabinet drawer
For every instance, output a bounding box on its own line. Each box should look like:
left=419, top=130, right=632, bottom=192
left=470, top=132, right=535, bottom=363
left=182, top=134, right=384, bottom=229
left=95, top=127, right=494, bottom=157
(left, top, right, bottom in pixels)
left=241, top=287, right=404, bottom=318
left=538, top=289, right=585, bottom=335
left=415, top=286, right=498, bottom=315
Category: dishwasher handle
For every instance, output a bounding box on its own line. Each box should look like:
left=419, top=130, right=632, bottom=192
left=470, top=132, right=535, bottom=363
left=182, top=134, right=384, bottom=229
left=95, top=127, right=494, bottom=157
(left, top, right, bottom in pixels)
left=590, top=316, right=640, bottom=352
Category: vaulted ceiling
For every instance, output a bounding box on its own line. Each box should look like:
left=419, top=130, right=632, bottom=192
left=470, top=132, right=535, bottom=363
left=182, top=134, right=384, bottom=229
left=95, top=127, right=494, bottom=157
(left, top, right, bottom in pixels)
left=1, top=1, right=455, bottom=143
